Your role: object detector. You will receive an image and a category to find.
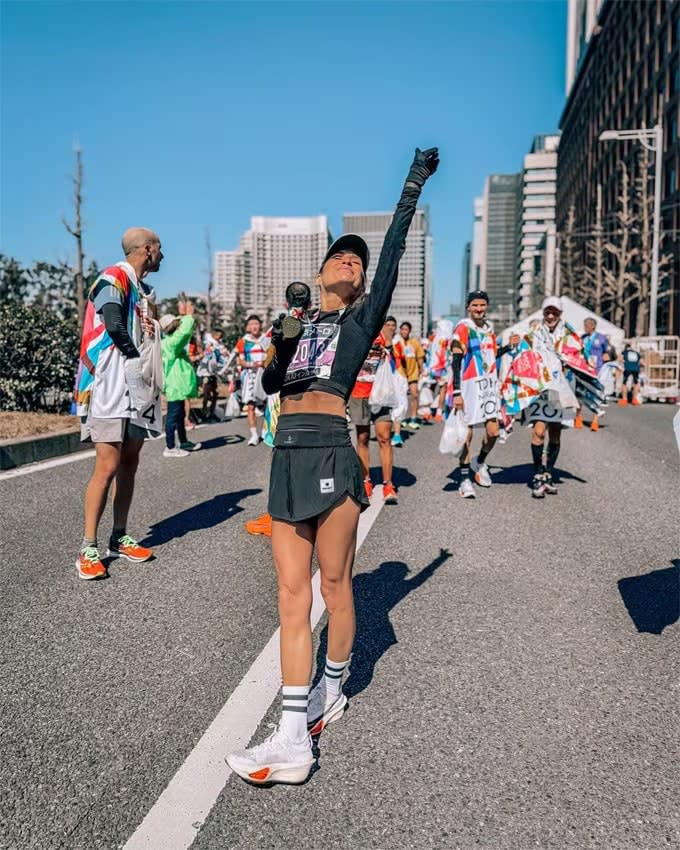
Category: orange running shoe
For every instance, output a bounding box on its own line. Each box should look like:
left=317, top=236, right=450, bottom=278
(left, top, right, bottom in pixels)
left=107, top=534, right=153, bottom=562
left=434, top=411, right=444, bottom=422
left=632, top=398, right=642, bottom=406
left=76, top=546, right=107, bottom=580
left=590, top=419, right=599, bottom=431
left=364, top=479, right=374, bottom=499
left=618, top=398, right=628, bottom=406
left=383, top=482, right=398, bottom=504
left=245, top=513, right=272, bottom=537
left=574, top=414, right=584, bottom=429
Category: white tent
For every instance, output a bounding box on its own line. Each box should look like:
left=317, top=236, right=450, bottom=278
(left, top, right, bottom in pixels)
left=499, top=296, right=626, bottom=351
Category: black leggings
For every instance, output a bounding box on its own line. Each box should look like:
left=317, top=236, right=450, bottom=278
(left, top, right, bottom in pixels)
left=166, top=400, right=187, bottom=449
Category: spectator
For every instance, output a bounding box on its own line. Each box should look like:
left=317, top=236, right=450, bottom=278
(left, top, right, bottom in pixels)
left=161, top=299, right=202, bottom=457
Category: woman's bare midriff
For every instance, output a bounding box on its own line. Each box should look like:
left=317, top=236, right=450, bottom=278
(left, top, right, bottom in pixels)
left=280, top=390, right=346, bottom=417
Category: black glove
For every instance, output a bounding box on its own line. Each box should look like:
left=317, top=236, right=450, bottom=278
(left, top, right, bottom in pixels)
left=405, top=147, right=440, bottom=190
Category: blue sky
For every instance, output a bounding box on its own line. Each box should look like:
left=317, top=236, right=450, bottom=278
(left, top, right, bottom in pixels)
left=1, top=0, right=566, bottom=314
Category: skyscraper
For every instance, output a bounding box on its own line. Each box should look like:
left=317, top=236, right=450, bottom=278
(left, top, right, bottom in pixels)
left=516, top=133, right=560, bottom=318
left=479, top=174, right=522, bottom=327
left=214, top=216, right=330, bottom=319
left=469, top=196, right=485, bottom=293
left=342, top=208, right=432, bottom=336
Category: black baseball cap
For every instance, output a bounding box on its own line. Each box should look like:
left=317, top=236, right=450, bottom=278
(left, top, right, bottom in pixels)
left=466, top=289, right=489, bottom=307
left=320, top=234, right=370, bottom=273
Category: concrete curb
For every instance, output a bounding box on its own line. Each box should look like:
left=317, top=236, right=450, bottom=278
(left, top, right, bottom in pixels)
left=0, top=429, right=85, bottom=471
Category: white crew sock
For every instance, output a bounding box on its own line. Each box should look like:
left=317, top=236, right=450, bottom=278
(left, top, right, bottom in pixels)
left=280, top=685, right=309, bottom=742
left=323, top=657, right=350, bottom=699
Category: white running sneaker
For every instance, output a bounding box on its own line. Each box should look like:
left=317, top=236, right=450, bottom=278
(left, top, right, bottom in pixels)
left=471, top=456, right=492, bottom=487
left=226, top=726, right=314, bottom=785
left=179, top=441, right=202, bottom=452
left=307, top=682, right=348, bottom=736
left=247, top=434, right=260, bottom=446
left=459, top=478, right=476, bottom=499
left=163, top=447, right=189, bottom=458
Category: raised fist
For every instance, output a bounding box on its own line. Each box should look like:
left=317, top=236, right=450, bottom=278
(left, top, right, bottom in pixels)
left=405, top=147, right=440, bottom=189
left=413, top=147, right=439, bottom=177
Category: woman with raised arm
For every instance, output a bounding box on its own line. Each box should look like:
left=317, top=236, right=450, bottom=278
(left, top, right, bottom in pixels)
left=227, top=147, right=439, bottom=786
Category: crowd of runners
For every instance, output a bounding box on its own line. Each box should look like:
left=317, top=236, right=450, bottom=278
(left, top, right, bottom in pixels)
left=72, top=146, right=649, bottom=788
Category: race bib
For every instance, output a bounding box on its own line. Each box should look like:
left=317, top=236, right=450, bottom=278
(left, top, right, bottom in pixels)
left=130, top=391, right=162, bottom=437
left=525, top=395, right=563, bottom=424
left=285, top=323, right=341, bottom=385
left=462, top=375, right=500, bottom=425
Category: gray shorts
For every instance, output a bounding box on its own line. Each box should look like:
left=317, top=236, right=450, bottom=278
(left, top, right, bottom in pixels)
left=81, top=416, right=148, bottom=444
left=348, top=397, right=392, bottom=427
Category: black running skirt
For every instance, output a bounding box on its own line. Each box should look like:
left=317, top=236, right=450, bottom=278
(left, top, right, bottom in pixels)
left=268, top=413, right=369, bottom=523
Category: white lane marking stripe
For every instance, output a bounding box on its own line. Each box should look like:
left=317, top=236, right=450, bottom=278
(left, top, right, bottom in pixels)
left=123, top=489, right=386, bottom=850
left=0, top=448, right=96, bottom=480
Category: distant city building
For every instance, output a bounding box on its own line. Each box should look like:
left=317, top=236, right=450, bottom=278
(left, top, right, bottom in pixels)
left=516, top=133, right=560, bottom=319
left=565, top=0, right=604, bottom=95
left=461, top=241, right=471, bottom=300
left=478, top=174, right=522, bottom=328
left=214, top=216, right=330, bottom=319
left=342, top=208, right=432, bottom=337
left=469, top=197, right=485, bottom=293
left=558, top=0, right=680, bottom=336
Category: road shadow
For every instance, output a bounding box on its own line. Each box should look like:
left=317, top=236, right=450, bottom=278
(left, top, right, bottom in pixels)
left=369, top=465, right=416, bottom=489
left=618, top=560, right=680, bottom=634
left=140, top=488, right=262, bottom=546
left=442, top=463, right=588, bottom=491
left=194, top=434, right=245, bottom=451
left=313, top=548, right=451, bottom=698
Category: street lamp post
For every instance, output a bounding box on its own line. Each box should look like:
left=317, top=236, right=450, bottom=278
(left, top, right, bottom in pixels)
left=599, top=121, right=664, bottom=336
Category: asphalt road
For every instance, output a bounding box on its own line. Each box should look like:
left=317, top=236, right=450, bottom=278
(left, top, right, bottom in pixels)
left=1, top=403, right=678, bottom=850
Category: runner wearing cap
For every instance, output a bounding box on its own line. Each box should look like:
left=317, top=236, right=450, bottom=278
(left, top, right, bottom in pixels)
left=226, top=147, right=439, bottom=786
left=579, top=317, right=609, bottom=431
left=449, top=290, right=503, bottom=498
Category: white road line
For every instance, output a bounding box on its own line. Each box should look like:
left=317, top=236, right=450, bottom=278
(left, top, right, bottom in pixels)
left=123, top=489, right=386, bottom=850
left=0, top=448, right=96, bottom=480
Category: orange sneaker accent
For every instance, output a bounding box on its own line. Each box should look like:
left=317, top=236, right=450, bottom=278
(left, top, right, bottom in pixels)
left=383, top=482, right=398, bottom=503
left=245, top=513, right=272, bottom=537
left=308, top=719, right=324, bottom=737
left=434, top=412, right=443, bottom=422
left=574, top=415, right=583, bottom=429
left=632, top=398, right=642, bottom=406
left=590, top=419, right=599, bottom=431
left=364, top=479, right=373, bottom=499
left=422, top=411, right=432, bottom=421
left=110, top=537, right=153, bottom=562
left=76, top=550, right=107, bottom=580
left=617, top=398, right=628, bottom=406
left=248, top=767, right=271, bottom=782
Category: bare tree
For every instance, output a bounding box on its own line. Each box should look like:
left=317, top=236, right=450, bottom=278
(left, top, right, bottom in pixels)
left=603, top=162, right=639, bottom=332
left=634, top=147, right=673, bottom=336
left=205, top=227, right=213, bottom=335
left=559, top=203, right=582, bottom=300
left=62, top=145, right=86, bottom=329
left=584, top=184, right=605, bottom=314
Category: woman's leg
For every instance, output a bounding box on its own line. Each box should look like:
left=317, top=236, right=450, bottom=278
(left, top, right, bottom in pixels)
left=315, top=496, right=361, bottom=663
left=165, top=401, right=181, bottom=449
left=374, top=419, right=393, bottom=484
left=531, top=420, right=546, bottom=472
left=355, top=426, right=370, bottom=479
left=272, top=519, right=316, bottom=685
left=247, top=402, right=256, bottom=429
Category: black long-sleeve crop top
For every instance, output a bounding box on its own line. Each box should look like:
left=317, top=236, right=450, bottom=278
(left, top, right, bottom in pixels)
left=267, top=180, right=424, bottom=402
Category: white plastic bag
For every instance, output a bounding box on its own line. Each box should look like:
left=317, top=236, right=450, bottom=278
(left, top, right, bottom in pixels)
left=438, top=410, right=468, bottom=455
left=369, top=360, right=399, bottom=410
left=418, top=381, right=434, bottom=407
left=225, top=393, right=241, bottom=418
left=391, top=373, right=409, bottom=423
